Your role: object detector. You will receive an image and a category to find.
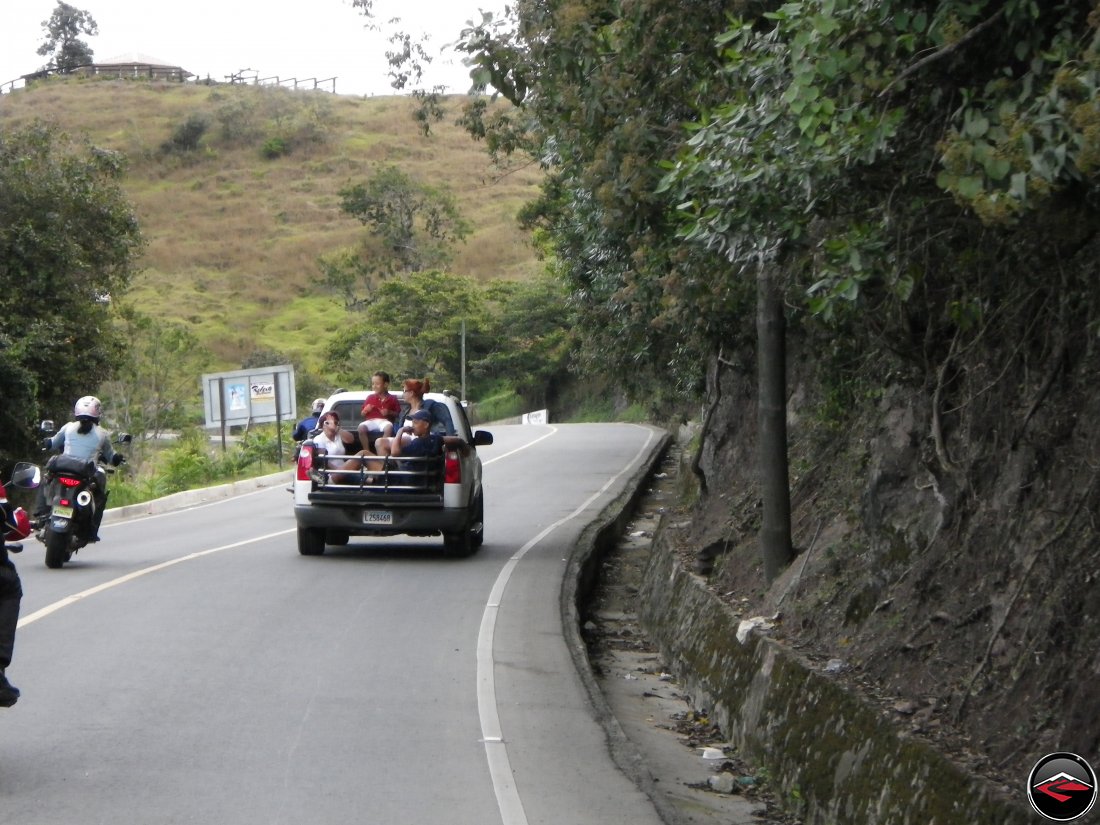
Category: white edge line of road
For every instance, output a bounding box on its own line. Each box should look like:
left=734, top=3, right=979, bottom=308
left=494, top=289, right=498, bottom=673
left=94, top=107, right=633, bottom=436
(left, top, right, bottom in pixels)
left=16, top=528, right=294, bottom=629
left=477, top=424, right=656, bottom=825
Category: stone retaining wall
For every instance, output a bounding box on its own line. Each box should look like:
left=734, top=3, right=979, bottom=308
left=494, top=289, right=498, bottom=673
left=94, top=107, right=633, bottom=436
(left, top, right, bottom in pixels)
left=638, top=540, right=1034, bottom=825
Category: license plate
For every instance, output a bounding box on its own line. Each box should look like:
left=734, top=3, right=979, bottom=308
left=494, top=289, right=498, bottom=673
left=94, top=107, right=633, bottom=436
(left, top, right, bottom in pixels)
left=53, top=505, right=73, bottom=519
left=363, top=511, right=393, bottom=526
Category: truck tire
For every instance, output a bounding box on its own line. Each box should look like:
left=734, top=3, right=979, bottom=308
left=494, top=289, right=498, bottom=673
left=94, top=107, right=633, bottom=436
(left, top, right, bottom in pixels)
left=44, top=528, right=70, bottom=569
left=297, top=526, right=326, bottom=556
left=470, top=491, right=485, bottom=549
left=443, top=528, right=474, bottom=558
left=443, top=492, right=482, bottom=558
left=325, top=529, right=350, bottom=546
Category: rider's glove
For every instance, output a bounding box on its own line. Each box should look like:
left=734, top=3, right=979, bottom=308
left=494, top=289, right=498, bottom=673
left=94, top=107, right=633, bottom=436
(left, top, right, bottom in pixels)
left=111, top=453, right=126, bottom=467
left=40, top=438, right=52, bottom=451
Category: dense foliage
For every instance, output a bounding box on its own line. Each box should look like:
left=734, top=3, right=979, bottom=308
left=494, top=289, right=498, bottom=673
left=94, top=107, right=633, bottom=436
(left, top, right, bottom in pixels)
left=0, top=121, right=143, bottom=460
left=323, top=270, right=574, bottom=405
left=457, top=0, right=1100, bottom=403
left=99, top=305, right=213, bottom=442
left=458, top=1, right=747, bottom=399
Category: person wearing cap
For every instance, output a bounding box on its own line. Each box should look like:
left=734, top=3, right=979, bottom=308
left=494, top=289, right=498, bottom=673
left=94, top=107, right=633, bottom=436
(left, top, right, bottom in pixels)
left=389, top=408, right=470, bottom=461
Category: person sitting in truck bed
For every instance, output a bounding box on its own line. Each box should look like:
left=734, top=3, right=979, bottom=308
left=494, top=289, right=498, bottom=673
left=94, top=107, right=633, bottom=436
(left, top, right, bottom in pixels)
left=356, top=370, right=401, bottom=451
left=313, top=411, right=383, bottom=481
left=389, top=409, right=470, bottom=464
left=375, top=378, right=453, bottom=456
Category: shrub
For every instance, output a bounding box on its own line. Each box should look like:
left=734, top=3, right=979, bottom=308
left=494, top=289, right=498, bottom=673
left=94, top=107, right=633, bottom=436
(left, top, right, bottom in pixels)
left=260, top=136, right=288, bottom=159
left=160, top=114, right=209, bottom=155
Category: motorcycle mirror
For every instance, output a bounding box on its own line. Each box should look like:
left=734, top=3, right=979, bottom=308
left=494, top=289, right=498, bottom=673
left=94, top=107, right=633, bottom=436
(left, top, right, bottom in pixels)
left=10, top=462, right=41, bottom=489
left=40, top=419, right=56, bottom=435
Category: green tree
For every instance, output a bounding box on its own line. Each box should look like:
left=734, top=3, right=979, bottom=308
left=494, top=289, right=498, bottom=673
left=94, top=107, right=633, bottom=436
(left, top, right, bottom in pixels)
left=331, top=165, right=470, bottom=306
left=458, top=0, right=1100, bottom=583
left=37, top=1, right=98, bottom=74
left=476, top=275, right=574, bottom=407
left=0, top=121, right=143, bottom=460
left=324, top=270, right=485, bottom=391
left=99, top=306, right=212, bottom=442
left=456, top=1, right=744, bottom=394
left=660, top=2, right=1100, bottom=577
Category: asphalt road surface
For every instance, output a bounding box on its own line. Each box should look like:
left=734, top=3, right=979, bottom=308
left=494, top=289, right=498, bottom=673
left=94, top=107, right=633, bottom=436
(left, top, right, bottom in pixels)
left=1, top=423, right=664, bottom=825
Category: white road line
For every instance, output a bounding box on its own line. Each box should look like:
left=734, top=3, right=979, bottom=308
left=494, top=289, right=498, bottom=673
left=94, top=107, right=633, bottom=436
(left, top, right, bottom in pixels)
left=17, top=528, right=294, bottom=628
left=477, top=425, right=656, bottom=825
left=481, top=426, right=559, bottom=466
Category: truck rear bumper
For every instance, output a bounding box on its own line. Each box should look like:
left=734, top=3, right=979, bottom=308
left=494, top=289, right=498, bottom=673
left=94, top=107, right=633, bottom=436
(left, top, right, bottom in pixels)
left=294, top=504, right=468, bottom=536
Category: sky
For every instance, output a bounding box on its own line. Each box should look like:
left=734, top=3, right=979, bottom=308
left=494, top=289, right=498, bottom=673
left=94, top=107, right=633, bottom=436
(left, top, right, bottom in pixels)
left=0, top=0, right=506, bottom=97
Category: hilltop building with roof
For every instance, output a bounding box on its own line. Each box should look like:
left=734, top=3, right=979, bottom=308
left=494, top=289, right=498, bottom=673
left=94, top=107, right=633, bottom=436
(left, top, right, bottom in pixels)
left=74, top=53, right=192, bottom=82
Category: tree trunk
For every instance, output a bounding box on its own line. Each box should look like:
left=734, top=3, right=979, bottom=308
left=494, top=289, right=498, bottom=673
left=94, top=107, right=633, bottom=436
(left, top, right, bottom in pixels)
left=756, top=265, right=794, bottom=582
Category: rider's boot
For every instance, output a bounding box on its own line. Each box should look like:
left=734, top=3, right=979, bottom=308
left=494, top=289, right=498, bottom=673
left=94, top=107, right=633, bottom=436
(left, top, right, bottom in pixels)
left=0, top=668, right=20, bottom=707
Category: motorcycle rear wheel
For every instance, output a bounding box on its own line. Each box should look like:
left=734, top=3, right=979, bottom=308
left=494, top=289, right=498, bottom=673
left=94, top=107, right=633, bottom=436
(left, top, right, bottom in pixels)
left=44, top=528, right=71, bottom=569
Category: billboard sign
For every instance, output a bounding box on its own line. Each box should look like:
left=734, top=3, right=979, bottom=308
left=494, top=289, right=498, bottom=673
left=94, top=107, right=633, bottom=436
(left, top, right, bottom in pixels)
left=202, top=365, right=295, bottom=428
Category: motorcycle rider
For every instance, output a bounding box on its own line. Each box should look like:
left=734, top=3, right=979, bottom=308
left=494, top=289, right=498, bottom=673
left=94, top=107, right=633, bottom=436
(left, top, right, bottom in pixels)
left=0, top=476, right=31, bottom=707
left=35, top=396, right=125, bottom=542
left=292, top=398, right=326, bottom=442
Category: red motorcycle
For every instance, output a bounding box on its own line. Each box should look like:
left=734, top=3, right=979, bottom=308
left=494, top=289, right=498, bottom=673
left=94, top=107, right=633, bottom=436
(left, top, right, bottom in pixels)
left=2, top=463, right=40, bottom=553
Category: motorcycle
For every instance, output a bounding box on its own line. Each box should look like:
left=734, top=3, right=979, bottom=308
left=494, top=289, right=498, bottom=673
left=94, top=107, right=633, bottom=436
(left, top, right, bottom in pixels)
left=36, top=421, right=131, bottom=569
left=2, top=463, right=41, bottom=555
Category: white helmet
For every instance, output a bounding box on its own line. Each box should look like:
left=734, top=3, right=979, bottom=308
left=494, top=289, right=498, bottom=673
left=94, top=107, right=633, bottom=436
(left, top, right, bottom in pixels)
left=311, top=398, right=326, bottom=413
left=74, top=395, right=103, bottom=421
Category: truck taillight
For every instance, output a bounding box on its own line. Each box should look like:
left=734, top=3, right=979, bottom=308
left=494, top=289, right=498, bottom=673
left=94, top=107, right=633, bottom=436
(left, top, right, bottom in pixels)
left=296, top=445, right=315, bottom=481
left=445, top=451, right=461, bottom=484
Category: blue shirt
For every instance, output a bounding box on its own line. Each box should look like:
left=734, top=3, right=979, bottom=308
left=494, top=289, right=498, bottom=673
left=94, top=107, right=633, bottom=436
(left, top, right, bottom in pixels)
left=395, top=398, right=454, bottom=435
left=399, top=432, right=445, bottom=458
left=293, top=415, right=320, bottom=441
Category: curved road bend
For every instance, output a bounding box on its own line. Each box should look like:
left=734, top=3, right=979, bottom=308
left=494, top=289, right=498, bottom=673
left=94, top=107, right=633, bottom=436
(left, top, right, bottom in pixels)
left=1, top=422, right=664, bottom=825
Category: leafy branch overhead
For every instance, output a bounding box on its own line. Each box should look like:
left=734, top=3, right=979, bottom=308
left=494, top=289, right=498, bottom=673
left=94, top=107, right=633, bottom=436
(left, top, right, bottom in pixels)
left=457, top=0, right=1100, bottom=365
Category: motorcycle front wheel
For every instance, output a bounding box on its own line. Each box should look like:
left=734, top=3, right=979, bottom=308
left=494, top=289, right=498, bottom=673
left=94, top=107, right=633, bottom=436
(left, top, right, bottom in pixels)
left=44, top=528, right=71, bottom=569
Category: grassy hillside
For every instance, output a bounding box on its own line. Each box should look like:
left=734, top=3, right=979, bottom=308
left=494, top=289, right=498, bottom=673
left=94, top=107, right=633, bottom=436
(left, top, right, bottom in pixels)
left=0, top=77, right=543, bottom=369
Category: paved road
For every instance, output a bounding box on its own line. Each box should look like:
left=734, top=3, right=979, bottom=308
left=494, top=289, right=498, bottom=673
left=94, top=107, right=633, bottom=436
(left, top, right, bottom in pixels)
left=1, top=423, right=664, bottom=825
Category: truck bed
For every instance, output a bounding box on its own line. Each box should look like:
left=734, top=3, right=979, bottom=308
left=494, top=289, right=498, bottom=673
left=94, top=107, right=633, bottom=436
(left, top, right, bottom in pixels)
left=307, top=454, right=444, bottom=505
